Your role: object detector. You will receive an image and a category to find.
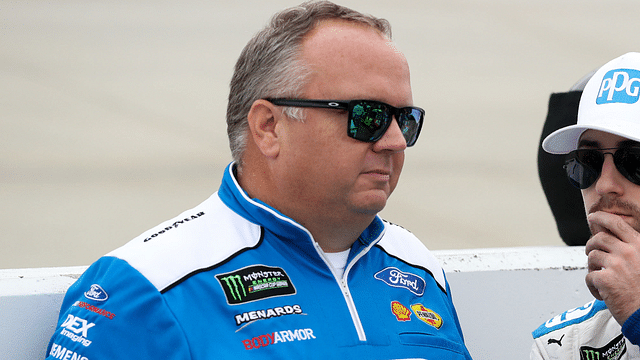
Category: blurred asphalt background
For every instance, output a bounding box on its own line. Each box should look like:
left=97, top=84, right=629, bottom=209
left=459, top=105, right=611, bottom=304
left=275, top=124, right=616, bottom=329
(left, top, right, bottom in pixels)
left=3, top=0, right=640, bottom=269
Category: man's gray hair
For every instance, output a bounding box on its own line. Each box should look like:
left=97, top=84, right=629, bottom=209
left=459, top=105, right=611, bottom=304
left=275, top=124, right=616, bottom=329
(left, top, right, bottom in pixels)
left=226, top=0, right=392, bottom=165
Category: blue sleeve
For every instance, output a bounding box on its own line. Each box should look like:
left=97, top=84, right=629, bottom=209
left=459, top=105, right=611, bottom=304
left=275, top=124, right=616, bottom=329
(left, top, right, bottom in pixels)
left=443, top=271, right=474, bottom=360
left=45, top=256, right=191, bottom=359
left=622, top=306, right=640, bottom=345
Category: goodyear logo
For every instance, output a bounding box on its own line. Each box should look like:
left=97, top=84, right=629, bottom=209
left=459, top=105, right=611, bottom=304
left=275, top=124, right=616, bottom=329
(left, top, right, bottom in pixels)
left=216, top=265, right=296, bottom=305
left=411, top=304, right=443, bottom=329
left=597, top=69, right=640, bottom=104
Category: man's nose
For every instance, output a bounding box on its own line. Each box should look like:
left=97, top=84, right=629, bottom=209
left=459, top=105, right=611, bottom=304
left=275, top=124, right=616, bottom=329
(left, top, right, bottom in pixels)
left=594, top=153, right=625, bottom=196
left=373, top=118, right=407, bottom=152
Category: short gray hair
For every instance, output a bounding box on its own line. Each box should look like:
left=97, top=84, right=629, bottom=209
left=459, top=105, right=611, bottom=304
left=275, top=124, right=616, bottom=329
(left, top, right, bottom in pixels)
left=226, top=0, right=392, bottom=165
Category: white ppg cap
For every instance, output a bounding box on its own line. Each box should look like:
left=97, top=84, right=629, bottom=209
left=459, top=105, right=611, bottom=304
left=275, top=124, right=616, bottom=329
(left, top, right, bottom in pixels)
left=543, top=52, right=640, bottom=154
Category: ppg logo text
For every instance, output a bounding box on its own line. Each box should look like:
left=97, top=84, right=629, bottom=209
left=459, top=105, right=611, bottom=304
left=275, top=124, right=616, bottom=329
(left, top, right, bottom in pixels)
left=597, top=69, right=640, bottom=104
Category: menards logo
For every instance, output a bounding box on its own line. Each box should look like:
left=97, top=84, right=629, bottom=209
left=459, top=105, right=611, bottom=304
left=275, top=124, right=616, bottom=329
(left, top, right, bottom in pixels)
left=216, top=265, right=296, bottom=305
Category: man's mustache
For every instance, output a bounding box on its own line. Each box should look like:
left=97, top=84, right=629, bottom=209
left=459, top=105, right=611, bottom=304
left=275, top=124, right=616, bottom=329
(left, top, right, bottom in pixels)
left=589, top=196, right=640, bottom=216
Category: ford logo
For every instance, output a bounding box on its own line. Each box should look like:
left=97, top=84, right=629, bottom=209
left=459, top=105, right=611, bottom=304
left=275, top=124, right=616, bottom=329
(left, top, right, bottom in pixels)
left=84, top=284, right=109, bottom=301
left=374, top=267, right=426, bottom=296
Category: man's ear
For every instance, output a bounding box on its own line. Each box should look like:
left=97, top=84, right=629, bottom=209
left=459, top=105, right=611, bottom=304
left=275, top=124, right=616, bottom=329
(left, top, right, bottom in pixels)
left=247, top=99, right=282, bottom=158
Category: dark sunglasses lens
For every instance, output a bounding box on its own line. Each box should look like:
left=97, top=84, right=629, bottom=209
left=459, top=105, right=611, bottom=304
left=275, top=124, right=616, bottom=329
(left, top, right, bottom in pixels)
left=399, top=108, right=423, bottom=147
left=349, top=102, right=390, bottom=142
left=616, top=147, right=640, bottom=185
left=565, top=150, right=601, bottom=189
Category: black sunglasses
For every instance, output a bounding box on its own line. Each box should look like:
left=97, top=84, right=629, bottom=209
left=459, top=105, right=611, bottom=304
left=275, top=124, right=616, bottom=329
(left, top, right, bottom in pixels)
left=564, top=147, right=640, bottom=189
left=265, top=99, right=425, bottom=147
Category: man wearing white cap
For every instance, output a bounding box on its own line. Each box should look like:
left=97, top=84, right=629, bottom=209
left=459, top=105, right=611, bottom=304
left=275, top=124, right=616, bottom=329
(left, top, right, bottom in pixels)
left=531, top=52, right=640, bottom=359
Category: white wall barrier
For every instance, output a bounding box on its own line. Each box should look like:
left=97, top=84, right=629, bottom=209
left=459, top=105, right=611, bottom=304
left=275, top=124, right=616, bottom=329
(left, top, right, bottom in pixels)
left=0, top=246, right=592, bottom=359
left=437, top=246, right=591, bottom=359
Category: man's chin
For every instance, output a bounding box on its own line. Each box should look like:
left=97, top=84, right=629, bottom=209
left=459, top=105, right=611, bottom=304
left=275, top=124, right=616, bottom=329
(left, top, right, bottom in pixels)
left=353, top=196, right=388, bottom=216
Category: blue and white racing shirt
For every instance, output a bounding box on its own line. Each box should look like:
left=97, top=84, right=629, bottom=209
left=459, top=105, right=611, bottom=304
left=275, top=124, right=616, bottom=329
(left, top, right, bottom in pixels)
left=46, top=163, right=472, bottom=359
left=531, top=300, right=640, bottom=360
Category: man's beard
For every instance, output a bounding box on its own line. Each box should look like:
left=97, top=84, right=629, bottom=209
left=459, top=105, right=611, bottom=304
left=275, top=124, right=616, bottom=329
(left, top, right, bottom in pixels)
left=588, top=195, right=640, bottom=234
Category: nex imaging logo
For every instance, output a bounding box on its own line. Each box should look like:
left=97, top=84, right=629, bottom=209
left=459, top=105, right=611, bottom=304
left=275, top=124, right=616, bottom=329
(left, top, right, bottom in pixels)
left=216, top=265, right=296, bottom=305
left=597, top=69, right=640, bottom=104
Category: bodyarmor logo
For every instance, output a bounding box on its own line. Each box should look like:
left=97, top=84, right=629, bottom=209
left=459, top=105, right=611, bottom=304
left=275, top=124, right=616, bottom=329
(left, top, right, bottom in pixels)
left=84, top=284, right=108, bottom=302
left=597, top=69, right=640, bottom=104
left=374, top=267, right=426, bottom=296
left=579, top=334, right=627, bottom=360
left=216, top=265, right=296, bottom=305
left=242, top=328, right=316, bottom=350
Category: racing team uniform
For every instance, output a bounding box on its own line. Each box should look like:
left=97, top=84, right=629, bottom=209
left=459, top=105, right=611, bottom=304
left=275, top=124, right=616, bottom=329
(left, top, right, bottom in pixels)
left=531, top=299, right=640, bottom=360
left=46, top=163, right=472, bottom=359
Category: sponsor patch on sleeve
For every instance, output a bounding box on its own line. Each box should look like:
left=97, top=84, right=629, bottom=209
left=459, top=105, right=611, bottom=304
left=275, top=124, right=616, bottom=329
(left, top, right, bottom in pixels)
left=84, top=284, right=108, bottom=302
left=580, top=334, right=627, bottom=360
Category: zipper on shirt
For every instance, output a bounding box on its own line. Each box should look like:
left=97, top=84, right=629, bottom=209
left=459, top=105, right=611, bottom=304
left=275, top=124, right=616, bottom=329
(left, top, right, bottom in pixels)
left=339, top=276, right=366, bottom=341
left=313, top=241, right=368, bottom=342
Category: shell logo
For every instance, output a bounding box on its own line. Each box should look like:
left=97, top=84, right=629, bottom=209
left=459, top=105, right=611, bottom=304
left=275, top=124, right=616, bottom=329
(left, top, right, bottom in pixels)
left=411, top=304, right=443, bottom=329
left=391, top=301, right=412, bottom=321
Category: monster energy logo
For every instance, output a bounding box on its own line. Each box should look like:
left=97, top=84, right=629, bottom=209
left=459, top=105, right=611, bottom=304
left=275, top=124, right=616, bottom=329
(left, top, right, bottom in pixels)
left=219, top=275, right=246, bottom=302
left=216, top=265, right=296, bottom=305
left=581, top=349, right=601, bottom=360
left=579, top=334, right=626, bottom=360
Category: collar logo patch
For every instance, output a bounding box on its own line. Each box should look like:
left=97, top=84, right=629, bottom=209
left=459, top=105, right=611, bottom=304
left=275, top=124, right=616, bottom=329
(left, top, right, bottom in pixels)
left=391, top=301, right=412, bottom=322
left=580, top=334, right=626, bottom=360
left=216, top=265, right=296, bottom=305
left=374, top=267, right=426, bottom=296
left=411, top=304, right=443, bottom=329
left=84, top=284, right=108, bottom=302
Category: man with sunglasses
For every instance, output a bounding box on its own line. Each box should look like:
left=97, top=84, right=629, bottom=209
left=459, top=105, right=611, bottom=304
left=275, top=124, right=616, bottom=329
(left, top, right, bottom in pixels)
left=45, top=1, right=472, bottom=359
left=531, top=52, right=640, bottom=359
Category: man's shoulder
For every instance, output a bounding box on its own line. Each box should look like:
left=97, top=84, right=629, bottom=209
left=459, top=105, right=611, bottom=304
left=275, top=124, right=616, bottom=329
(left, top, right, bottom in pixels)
left=531, top=300, right=640, bottom=359
left=377, top=220, right=433, bottom=261
left=376, top=220, right=446, bottom=292
left=106, top=192, right=263, bottom=292
left=533, top=300, right=608, bottom=339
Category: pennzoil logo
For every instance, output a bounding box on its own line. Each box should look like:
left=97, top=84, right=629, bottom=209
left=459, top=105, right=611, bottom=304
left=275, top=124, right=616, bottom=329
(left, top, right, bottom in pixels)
left=391, top=301, right=411, bottom=321
left=411, top=304, right=443, bottom=329
left=580, top=334, right=626, bottom=360
left=216, top=265, right=296, bottom=305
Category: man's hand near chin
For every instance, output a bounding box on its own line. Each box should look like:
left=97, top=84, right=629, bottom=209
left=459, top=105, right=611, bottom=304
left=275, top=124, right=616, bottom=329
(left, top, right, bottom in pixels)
left=585, top=210, right=640, bottom=326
